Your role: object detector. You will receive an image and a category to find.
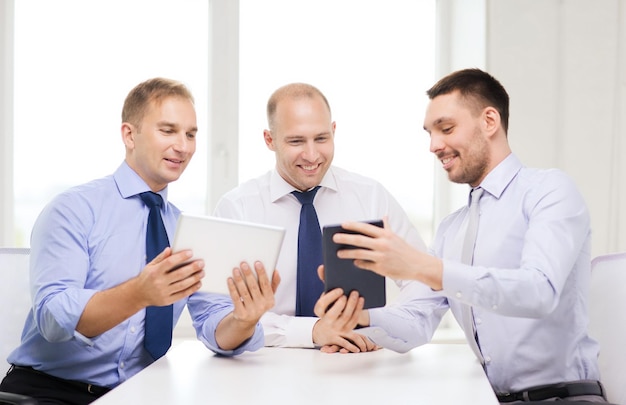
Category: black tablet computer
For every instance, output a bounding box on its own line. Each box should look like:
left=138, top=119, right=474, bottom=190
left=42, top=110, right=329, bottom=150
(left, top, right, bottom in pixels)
left=322, top=220, right=385, bottom=309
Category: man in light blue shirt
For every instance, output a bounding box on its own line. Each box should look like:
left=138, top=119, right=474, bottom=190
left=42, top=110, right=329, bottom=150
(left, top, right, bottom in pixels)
left=324, top=69, right=606, bottom=403
left=0, top=78, right=278, bottom=404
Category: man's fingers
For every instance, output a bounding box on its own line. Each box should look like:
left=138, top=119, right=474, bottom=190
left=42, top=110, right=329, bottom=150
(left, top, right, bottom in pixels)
left=271, top=269, right=281, bottom=293
left=314, top=288, right=344, bottom=317
left=227, top=272, right=241, bottom=299
left=338, top=336, right=363, bottom=353
left=345, top=333, right=370, bottom=352
left=149, top=247, right=172, bottom=264
left=320, top=344, right=341, bottom=353
left=336, top=291, right=361, bottom=326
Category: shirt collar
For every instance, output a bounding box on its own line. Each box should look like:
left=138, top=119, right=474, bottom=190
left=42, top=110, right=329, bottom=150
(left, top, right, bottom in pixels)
left=476, top=152, right=523, bottom=200
left=113, top=161, right=170, bottom=205
left=269, top=166, right=338, bottom=203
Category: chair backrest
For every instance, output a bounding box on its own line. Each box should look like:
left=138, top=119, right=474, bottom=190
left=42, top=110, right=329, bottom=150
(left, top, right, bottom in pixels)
left=588, top=252, right=626, bottom=405
left=0, top=247, right=31, bottom=370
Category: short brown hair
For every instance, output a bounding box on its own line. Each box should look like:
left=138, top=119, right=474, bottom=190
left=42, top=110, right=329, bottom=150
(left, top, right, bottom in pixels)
left=266, top=83, right=331, bottom=131
left=122, top=78, right=194, bottom=128
left=427, top=68, right=510, bottom=133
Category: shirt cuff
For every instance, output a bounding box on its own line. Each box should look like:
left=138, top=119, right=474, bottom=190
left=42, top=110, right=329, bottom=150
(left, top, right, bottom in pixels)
left=285, top=316, right=318, bottom=348
left=441, top=259, right=474, bottom=305
left=199, top=306, right=264, bottom=356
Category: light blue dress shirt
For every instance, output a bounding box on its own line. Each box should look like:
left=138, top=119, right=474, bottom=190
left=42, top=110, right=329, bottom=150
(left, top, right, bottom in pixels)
left=367, top=153, right=600, bottom=393
left=7, top=162, right=264, bottom=388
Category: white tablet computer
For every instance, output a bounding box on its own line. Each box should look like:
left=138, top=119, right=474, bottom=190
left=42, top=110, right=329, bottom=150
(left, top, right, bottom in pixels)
left=171, top=213, right=286, bottom=295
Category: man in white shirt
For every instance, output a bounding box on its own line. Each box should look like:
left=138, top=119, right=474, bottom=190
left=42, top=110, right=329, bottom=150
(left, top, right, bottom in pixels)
left=214, top=82, right=428, bottom=352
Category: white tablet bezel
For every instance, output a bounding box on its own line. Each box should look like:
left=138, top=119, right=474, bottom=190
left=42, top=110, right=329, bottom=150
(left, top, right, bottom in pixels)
left=171, top=213, right=286, bottom=295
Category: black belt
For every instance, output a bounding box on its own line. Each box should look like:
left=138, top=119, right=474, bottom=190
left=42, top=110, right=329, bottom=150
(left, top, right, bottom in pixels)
left=9, top=365, right=111, bottom=396
left=496, top=380, right=605, bottom=402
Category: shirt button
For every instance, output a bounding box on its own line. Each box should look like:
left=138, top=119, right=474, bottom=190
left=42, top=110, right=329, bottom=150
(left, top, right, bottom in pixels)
left=484, top=356, right=491, bottom=364
left=455, top=292, right=462, bottom=298
left=475, top=318, right=482, bottom=325
left=120, top=362, right=125, bottom=369
left=130, top=326, right=136, bottom=333
left=492, top=304, right=498, bottom=310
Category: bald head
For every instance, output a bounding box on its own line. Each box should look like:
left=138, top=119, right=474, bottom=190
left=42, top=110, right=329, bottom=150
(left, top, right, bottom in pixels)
left=266, top=83, right=331, bottom=131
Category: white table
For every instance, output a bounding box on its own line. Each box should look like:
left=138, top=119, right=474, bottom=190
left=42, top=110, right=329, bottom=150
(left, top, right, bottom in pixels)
left=94, top=340, right=498, bottom=404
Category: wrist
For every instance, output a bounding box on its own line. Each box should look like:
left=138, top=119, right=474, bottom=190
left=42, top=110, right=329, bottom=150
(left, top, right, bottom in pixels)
left=312, top=319, right=321, bottom=345
left=356, top=309, right=370, bottom=328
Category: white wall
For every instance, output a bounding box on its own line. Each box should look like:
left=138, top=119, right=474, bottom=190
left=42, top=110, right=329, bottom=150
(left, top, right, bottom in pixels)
left=0, top=0, right=14, bottom=246
left=207, top=0, right=240, bottom=213
left=439, top=0, right=626, bottom=258
left=433, top=0, right=487, bottom=229
left=488, top=0, right=626, bottom=257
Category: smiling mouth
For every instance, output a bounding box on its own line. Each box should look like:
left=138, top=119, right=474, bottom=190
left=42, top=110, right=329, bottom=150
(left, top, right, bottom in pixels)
left=300, top=163, right=320, bottom=171
left=440, top=155, right=457, bottom=170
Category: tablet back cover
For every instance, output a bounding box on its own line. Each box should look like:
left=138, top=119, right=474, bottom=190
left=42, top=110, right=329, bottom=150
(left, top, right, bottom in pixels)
left=322, top=220, right=385, bottom=309
left=172, top=213, right=286, bottom=295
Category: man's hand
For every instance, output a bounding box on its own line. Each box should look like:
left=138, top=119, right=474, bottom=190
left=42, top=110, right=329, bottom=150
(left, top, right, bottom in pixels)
left=228, top=261, right=280, bottom=324
left=333, top=217, right=444, bottom=290
left=77, top=247, right=204, bottom=337
left=215, top=261, right=280, bottom=350
left=135, top=247, right=205, bottom=307
left=311, top=288, right=377, bottom=353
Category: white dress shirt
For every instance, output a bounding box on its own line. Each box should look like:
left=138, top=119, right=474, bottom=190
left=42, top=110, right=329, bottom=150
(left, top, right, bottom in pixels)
left=214, top=166, right=426, bottom=348
left=368, top=153, right=601, bottom=394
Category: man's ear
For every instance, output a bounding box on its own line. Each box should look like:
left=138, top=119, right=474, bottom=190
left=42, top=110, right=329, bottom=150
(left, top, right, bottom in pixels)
left=482, top=107, right=501, bottom=137
left=121, top=123, right=135, bottom=149
left=263, top=129, right=275, bottom=151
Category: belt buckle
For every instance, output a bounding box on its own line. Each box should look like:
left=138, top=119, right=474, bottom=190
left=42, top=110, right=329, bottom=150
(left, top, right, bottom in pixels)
left=496, top=392, right=517, bottom=403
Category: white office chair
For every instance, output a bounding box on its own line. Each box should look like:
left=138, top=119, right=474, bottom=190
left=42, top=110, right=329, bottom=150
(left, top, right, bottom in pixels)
left=0, top=247, right=37, bottom=405
left=588, top=252, right=626, bottom=405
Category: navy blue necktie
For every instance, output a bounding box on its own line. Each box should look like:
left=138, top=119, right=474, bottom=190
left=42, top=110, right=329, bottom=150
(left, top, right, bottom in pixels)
left=292, top=186, right=324, bottom=317
left=139, top=191, right=173, bottom=360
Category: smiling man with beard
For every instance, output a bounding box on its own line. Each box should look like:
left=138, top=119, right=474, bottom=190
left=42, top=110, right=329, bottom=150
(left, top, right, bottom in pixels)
left=328, top=69, right=607, bottom=403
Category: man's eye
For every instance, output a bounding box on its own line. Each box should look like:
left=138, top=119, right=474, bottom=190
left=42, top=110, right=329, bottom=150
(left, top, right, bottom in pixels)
left=442, top=127, right=453, bottom=134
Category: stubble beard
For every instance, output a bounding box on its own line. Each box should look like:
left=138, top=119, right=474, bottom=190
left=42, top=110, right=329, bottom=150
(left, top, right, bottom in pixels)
left=448, top=129, right=489, bottom=186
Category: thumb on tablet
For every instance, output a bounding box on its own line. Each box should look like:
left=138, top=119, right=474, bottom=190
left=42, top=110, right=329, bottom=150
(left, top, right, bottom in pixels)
left=317, top=265, right=325, bottom=282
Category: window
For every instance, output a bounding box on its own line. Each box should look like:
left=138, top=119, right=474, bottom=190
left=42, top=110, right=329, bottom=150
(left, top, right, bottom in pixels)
left=239, top=0, right=436, bottom=244
left=13, top=0, right=209, bottom=246
left=13, top=1, right=436, bottom=246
